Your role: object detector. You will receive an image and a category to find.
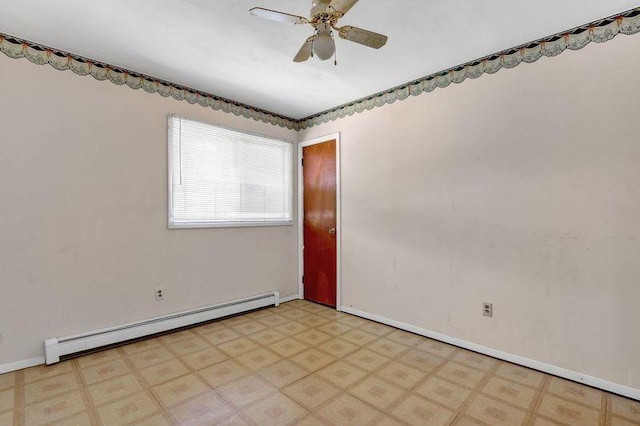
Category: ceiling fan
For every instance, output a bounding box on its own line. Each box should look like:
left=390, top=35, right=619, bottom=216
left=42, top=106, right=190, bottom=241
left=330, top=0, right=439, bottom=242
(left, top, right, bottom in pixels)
left=249, top=0, right=388, bottom=63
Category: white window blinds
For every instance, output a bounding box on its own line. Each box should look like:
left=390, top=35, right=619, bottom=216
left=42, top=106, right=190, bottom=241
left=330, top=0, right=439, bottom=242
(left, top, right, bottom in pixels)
left=168, top=115, right=293, bottom=228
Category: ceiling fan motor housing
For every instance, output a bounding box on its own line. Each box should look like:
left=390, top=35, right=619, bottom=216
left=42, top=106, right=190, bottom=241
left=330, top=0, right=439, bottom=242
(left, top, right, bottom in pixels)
left=311, top=0, right=332, bottom=18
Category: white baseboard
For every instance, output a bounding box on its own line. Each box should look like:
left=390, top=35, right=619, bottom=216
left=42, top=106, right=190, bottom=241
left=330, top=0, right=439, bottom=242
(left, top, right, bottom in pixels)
left=1, top=292, right=294, bottom=375
left=0, top=356, right=45, bottom=375
left=341, top=306, right=640, bottom=402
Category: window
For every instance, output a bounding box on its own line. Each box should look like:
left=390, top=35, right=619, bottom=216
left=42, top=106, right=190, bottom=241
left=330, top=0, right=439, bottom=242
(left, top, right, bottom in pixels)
left=168, top=114, right=293, bottom=228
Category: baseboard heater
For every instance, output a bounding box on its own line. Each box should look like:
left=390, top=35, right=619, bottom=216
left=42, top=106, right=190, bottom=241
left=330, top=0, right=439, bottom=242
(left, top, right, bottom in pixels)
left=44, top=291, right=280, bottom=365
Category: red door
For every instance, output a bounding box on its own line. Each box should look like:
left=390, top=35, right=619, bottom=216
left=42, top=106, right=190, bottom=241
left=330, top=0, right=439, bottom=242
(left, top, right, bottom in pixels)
left=303, top=140, right=337, bottom=308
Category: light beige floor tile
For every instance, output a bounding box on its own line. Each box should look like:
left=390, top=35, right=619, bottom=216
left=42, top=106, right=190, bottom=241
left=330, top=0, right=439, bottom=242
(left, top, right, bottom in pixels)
left=398, top=349, right=445, bottom=373
left=437, top=361, right=487, bottom=389
left=320, top=338, right=360, bottom=358
left=24, top=390, right=86, bottom=425
left=283, top=375, right=342, bottom=410
left=298, top=303, right=330, bottom=314
left=220, top=315, right=252, bottom=327
left=127, top=347, right=175, bottom=370
left=317, top=360, right=368, bottom=389
left=198, top=360, right=249, bottom=388
left=0, top=411, right=13, bottom=426
left=247, top=329, right=287, bottom=346
left=258, top=360, right=309, bottom=388
left=297, top=314, right=331, bottom=328
left=25, top=372, right=80, bottom=404
left=121, top=339, right=162, bottom=356
left=416, top=376, right=472, bottom=410
left=217, top=376, right=276, bottom=407
left=167, top=336, right=210, bottom=357
left=453, top=351, right=497, bottom=372
left=76, top=348, right=123, bottom=369
left=294, top=414, right=328, bottom=426
left=612, top=416, right=640, bottom=426
left=244, top=393, right=308, bottom=426
left=54, top=411, right=92, bottom=426
left=152, top=374, right=209, bottom=407
left=182, top=347, right=228, bottom=371
left=87, top=373, right=143, bottom=406
left=316, top=322, right=353, bottom=337
left=482, top=376, right=538, bottom=410
left=169, top=390, right=236, bottom=425
left=217, top=414, right=252, bottom=425
left=360, top=321, right=394, bottom=337
left=236, top=348, right=281, bottom=371
left=495, top=363, right=545, bottom=388
left=290, top=349, right=337, bottom=372
left=294, top=329, right=333, bottom=346
left=336, top=315, right=368, bottom=327
left=96, top=391, right=158, bottom=425
left=341, top=329, right=379, bottom=346
left=218, top=338, right=261, bottom=358
left=135, top=413, right=173, bottom=426
left=80, top=358, right=130, bottom=385
left=159, top=329, right=196, bottom=344
left=230, top=320, right=268, bottom=336
left=255, top=314, right=291, bottom=328
left=378, top=361, right=426, bottom=389
left=280, top=309, right=312, bottom=321
left=11, top=300, right=633, bottom=426
left=386, top=329, right=424, bottom=347
left=465, top=394, right=528, bottom=425
left=392, top=394, right=455, bottom=426
left=317, top=393, right=382, bottom=426
left=203, top=327, right=243, bottom=345
left=344, top=349, right=391, bottom=372
left=531, top=416, right=564, bottom=426
left=547, top=377, right=603, bottom=409
left=275, top=321, right=309, bottom=336
left=349, top=376, right=406, bottom=410
left=139, top=358, right=189, bottom=386
left=452, top=415, right=491, bottom=425
left=415, top=339, right=458, bottom=358
left=537, top=394, right=600, bottom=426
left=611, top=394, right=640, bottom=423
left=0, top=389, right=14, bottom=413
left=269, top=338, right=310, bottom=358
left=375, top=414, right=407, bottom=426
left=366, top=338, right=409, bottom=358
left=24, top=361, right=74, bottom=384
left=318, top=310, right=348, bottom=321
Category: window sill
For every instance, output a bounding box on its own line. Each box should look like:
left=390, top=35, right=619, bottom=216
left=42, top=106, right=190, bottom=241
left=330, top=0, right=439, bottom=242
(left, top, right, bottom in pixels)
left=168, top=221, right=294, bottom=229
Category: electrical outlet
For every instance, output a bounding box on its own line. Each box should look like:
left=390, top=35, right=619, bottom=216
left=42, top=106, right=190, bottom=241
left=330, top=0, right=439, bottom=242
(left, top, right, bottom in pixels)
left=155, top=287, right=164, bottom=301
left=482, top=302, right=493, bottom=317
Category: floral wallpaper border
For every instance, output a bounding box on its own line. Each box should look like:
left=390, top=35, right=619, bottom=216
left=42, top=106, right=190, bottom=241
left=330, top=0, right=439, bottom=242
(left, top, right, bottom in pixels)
left=1, top=7, right=639, bottom=131
left=0, top=33, right=299, bottom=130
left=297, top=7, right=640, bottom=129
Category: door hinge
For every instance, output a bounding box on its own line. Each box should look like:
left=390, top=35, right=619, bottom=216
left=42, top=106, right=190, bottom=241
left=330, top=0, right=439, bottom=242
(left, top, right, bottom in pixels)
left=302, top=275, right=304, bottom=284
left=301, top=158, right=304, bottom=166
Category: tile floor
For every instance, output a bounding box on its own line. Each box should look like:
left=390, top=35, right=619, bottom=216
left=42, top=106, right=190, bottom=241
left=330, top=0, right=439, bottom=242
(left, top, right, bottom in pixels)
left=1, top=299, right=639, bottom=425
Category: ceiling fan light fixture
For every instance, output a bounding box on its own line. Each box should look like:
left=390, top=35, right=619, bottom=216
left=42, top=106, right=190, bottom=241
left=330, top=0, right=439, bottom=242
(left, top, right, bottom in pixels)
left=313, top=31, right=335, bottom=60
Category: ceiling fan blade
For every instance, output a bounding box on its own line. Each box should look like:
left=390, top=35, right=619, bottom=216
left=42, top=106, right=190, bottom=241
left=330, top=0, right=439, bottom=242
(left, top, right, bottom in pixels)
left=338, top=26, right=388, bottom=49
left=249, top=7, right=308, bottom=25
left=294, top=36, right=315, bottom=62
left=327, top=0, right=360, bottom=17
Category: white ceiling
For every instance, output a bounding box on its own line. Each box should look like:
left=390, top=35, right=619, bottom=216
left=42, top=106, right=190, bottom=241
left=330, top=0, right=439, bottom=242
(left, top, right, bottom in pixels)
left=1, top=1, right=638, bottom=119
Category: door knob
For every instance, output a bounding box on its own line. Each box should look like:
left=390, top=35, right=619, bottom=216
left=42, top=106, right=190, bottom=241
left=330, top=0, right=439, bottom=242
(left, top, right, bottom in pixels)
left=328, top=227, right=336, bottom=235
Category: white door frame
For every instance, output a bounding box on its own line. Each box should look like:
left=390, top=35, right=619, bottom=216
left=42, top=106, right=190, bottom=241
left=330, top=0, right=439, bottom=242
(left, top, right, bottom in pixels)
left=297, top=132, right=342, bottom=311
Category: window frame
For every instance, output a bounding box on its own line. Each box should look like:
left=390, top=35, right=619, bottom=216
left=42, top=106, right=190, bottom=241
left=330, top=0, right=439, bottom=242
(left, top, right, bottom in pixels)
left=167, top=114, right=294, bottom=229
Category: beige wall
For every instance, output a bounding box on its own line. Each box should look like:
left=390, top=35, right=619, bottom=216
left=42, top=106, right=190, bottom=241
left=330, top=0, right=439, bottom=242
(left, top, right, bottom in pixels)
left=0, top=54, right=298, bottom=365
left=300, top=34, right=640, bottom=389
